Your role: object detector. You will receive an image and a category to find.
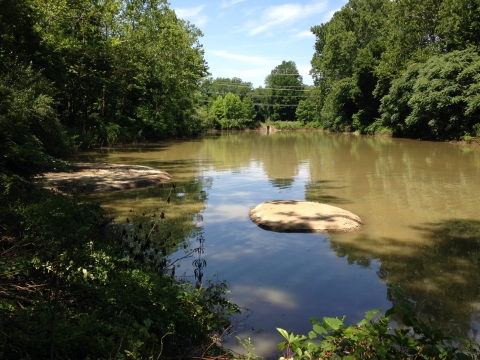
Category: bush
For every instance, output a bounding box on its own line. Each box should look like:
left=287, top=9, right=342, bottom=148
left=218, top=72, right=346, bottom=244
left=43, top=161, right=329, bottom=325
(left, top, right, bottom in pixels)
left=379, top=49, right=480, bottom=140
left=276, top=285, right=480, bottom=359
left=0, top=184, right=241, bottom=359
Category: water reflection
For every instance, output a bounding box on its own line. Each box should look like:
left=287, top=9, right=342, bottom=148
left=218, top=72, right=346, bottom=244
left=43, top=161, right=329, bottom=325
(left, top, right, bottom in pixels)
left=330, top=219, right=480, bottom=340
left=76, top=132, right=480, bottom=357
left=269, top=178, right=295, bottom=190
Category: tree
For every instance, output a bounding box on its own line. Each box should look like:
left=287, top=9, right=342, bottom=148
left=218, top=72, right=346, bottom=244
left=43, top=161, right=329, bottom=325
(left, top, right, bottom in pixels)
left=437, top=0, right=480, bottom=51
left=209, top=92, right=256, bottom=129
left=265, top=61, right=304, bottom=121
left=296, top=98, right=318, bottom=124
left=379, top=49, right=480, bottom=139
left=310, top=0, right=389, bottom=131
left=23, top=0, right=207, bottom=147
left=201, top=77, right=253, bottom=100
left=247, top=86, right=270, bottom=122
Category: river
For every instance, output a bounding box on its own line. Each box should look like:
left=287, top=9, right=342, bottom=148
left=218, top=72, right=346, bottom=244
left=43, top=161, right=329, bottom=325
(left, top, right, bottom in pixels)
left=76, top=131, right=480, bottom=358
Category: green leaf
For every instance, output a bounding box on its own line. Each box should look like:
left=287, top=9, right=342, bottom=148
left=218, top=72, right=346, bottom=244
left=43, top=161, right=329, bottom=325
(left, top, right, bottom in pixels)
left=365, top=308, right=380, bottom=320
left=277, top=328, right=290, bottom=341
left=403, top=314, right=413, bottom=327
left=313, top=324, right=327, bottom=334
left=323, top=317, right=344, bottom=330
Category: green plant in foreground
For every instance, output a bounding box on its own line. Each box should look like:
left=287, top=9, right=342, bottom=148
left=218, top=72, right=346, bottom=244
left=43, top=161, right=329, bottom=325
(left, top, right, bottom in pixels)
left=277, top=285, right=480, bottom=359
left=236, top=336, right=263, bottom=360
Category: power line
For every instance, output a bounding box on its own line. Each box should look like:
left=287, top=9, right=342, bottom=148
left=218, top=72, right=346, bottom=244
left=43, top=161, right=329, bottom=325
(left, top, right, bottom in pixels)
left=203, top=92, right=310, bottom=98
left=202, top=100, right=299, bottom=107
left=202, top=83, right=312, bottom=89
left=202, top=87, right=311, bottom=92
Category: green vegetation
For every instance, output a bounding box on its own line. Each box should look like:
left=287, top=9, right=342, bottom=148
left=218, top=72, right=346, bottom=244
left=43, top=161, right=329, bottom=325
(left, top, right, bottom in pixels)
left=264, top=61, right=304, bottom=121
left=1, top=0, right=207, bottom=150
left=275, top=286, right=480, bottom=359
left=198, top=62, right=310, bottom=126
left=0, top=156, right=240, bottom=358
left=0, top=1, right=239, bottom=358
left=309, top=0, right=480, bottom=140
left=209, top=93, right=256, bottom=130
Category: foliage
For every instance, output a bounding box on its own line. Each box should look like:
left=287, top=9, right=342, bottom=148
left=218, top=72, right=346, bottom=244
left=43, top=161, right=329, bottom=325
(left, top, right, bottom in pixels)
left=310, top=0, right=480, bottom=139
left=201, top=77, right=254, bottom=101
left=265, top=61, right=305, bottom=121
left=210, top=93, right=257, bottom=130
left=0, top=183, right=240, bottom=359
left=1, top=0, right=207, bottom=149
left=277, top=285, right=480, bottom=359
left=236, top=337, right=262, bottom=360
left=311, top=0, right=388, bottom=132
left=0, top=63, right=67, bottom=181
left=379, top=49, right=480, bottom=139
left=266, top=121, right=306, bottom=131
left=296, top=97, right=319, bottom=124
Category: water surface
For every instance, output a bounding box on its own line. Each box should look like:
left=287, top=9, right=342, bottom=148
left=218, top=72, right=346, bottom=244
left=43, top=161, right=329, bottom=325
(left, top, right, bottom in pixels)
left=77, top=132, right=480, bottom=357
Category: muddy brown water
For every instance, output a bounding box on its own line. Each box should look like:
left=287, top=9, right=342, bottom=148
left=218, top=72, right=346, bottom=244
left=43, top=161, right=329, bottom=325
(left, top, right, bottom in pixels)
left=76, top=132, right=480, bottom=358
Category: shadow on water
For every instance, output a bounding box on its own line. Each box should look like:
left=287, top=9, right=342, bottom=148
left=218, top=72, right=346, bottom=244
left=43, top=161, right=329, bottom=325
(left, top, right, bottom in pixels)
left=330, top=219, right=480, bottom=339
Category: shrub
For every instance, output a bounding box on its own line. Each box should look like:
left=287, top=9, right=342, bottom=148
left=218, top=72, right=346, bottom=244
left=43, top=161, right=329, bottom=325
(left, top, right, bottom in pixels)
left=277, top=285, right=480, bottom=359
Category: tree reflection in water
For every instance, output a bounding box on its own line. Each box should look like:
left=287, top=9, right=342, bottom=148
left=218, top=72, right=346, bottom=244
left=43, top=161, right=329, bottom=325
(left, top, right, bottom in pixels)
left=329, top=219, right=480, bottom=340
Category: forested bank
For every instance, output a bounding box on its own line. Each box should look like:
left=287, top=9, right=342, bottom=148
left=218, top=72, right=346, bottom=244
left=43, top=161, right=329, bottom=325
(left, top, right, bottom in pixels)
left=307, top=0, right=480, bottom=140
left=0, top=1, right=239, bottom=358
left=198, top=0, right=480, bottom=141
left=1, top=0, right=207, bottom=153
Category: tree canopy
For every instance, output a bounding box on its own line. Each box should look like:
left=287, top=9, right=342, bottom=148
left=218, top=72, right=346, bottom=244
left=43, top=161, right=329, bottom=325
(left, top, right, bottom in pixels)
left=309, top=0, right=480, bottom=140
left=265, top=61, right=305, bottom=121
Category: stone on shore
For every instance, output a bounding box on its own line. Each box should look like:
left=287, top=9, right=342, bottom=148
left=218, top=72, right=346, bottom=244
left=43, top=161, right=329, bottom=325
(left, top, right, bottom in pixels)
left=249, top=200, right=362, bottom=233
left=36, top=163, right=171, bottom=193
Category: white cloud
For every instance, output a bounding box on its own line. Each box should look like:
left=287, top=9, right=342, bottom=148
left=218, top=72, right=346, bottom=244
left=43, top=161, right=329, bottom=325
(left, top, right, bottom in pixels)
left=247, top=2, right=327, bottom=36
left=174, top=5, right=208, bottom=26
left=210, top=50, right=273, bottom=65
left=221, top=0, right=248, bottom=8
left=294, top=30, right=315, bottom=39
left=174, top=5, right=204, bottom=18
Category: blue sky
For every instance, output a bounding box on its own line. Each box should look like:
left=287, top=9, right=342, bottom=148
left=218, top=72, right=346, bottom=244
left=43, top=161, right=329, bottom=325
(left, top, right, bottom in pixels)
left=169, top=0, right=348, bottom=88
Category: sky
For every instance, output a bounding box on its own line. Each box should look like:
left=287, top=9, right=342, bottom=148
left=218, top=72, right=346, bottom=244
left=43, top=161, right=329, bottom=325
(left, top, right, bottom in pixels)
left=168, top=0, right=348, bottom=88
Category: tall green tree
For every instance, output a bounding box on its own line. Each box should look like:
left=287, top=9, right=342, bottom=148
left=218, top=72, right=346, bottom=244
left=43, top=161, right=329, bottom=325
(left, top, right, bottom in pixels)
left=265, top=61, right=304, bottom=121
left=27, top=0, right=207, bottom=146
left=311, top=0, right=389, bottom=131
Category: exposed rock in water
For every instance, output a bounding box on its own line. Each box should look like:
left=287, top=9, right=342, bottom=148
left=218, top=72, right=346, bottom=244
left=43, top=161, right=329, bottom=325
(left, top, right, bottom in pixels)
left=249, top=200, right=362, bottom=233
left=36, top=163, right=171, bottom=193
